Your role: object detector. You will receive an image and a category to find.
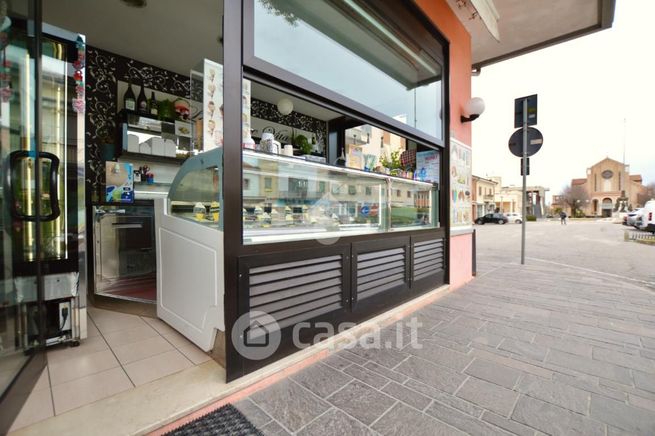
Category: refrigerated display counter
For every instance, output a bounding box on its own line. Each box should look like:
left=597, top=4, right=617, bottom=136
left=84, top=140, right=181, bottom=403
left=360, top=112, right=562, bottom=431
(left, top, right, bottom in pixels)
left=154, top=148, right=224, bottom=352
left=155, top=146, right=439, bottom=355
left=241, top=149, right=439, bottom=244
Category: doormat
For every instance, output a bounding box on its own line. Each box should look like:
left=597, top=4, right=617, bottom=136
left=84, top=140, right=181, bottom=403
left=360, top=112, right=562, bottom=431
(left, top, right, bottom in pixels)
left=164, top=404, right=263, bottom=436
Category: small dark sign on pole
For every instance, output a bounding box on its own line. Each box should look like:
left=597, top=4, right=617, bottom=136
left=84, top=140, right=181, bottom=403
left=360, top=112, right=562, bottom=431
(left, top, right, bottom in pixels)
left=520, top=157, right=530, bottom=176
left=514, top=94, right=538, bottom=128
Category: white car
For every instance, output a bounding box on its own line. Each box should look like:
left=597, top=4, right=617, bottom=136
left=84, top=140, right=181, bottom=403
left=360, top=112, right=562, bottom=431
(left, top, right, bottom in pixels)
left=638, top=200, right=655, bottom=233
left=625, top=208, right=643, bottom=227
left=504, top=212, right=523, bottom=223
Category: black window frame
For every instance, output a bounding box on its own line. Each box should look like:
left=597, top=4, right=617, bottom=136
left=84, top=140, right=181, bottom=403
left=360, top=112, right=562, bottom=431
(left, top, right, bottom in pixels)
left=222, top=0, right=452, bottom=382
left=242, top=0, right=447, bottom=149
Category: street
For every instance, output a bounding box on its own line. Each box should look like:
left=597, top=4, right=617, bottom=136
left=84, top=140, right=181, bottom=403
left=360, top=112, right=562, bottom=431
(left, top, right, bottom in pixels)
left=476, top=220, right=655, bottom=287
left=222, top=220, right=655, bottom=435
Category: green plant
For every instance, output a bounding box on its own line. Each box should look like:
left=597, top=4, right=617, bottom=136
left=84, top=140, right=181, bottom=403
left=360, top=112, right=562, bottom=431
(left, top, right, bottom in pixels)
left=526, top=215, right=537, bottom=221
left=380, top=150, right=402, bottom=170
left=294, top=134, right=312, bottom=155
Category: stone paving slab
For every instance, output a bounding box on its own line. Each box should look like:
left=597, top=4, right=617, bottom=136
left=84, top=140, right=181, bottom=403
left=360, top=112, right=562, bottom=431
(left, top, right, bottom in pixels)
left=237, top=260, right=655, bottom=435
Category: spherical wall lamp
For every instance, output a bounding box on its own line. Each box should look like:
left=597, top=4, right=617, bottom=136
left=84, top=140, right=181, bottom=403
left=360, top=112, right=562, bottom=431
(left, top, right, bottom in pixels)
left=461, top=97, right=485, bottom=123
left=277, top=98, right=294, bottom=116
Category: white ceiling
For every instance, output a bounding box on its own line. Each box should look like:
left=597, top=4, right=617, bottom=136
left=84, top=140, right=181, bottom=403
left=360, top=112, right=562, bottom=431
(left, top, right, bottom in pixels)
left=448, top=0, right=614, bottom=69
left=42, top=0, right=341, bottom=121
left=43, top=0, right=224, bottom=76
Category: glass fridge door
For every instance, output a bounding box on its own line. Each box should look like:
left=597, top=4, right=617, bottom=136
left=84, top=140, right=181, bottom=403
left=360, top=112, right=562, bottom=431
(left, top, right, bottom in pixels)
left=0, top=1, right=47, bottom=432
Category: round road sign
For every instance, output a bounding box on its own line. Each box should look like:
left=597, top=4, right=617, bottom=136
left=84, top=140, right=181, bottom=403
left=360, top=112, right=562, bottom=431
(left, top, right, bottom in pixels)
left=508, top=127, right=543, bottom=157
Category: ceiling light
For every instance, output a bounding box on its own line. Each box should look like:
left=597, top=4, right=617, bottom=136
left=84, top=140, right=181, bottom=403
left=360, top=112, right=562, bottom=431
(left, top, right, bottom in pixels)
left=277, top=98, right=293, bottom=116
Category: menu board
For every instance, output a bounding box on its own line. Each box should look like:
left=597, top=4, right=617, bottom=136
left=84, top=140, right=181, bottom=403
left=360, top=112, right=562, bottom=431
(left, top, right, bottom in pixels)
left=450, top=139, right=472, bottom=228
left=199, top=59, right=251, bottom=151
left=203, top=59, right=223, bottom=150
left=415, top=150, right=440, bottom=183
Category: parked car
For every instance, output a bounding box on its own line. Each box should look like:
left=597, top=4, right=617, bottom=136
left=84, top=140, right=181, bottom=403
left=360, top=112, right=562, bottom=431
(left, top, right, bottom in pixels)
left=475, top=213, right=508, bottom=225
left=638, top=200, right=655, bottom=233
left=624, top=208, right=642, bottom=226
left=504, top=212, right=523, bottom=223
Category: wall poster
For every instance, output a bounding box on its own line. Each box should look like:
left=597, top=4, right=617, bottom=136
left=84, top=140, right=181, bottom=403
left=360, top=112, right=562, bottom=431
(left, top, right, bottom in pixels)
left=450, top=138, right=472, bottom=228
left=202, top=59, right=223, bottom=150
left=415, top=150, right=440, bottom=183
left=105, top=161, right=134, bottom=203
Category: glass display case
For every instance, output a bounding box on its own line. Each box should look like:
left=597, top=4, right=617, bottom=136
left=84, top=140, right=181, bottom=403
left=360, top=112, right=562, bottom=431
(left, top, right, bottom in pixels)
left=242, top=150, right=438, bottom=244
left=168, top=148, right=223, bottom=229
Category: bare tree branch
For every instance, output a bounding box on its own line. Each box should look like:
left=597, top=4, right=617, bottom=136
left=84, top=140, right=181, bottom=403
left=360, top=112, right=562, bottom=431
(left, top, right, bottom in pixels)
left=560, top=183, right=590, bottom=216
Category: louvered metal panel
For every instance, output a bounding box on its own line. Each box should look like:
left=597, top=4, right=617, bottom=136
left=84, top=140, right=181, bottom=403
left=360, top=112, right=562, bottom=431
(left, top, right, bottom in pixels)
left=413, top=238, right=444, bottom=281
left=248, top=254, right=344, bottom=331
left=357, top=247, right=407, bottom=300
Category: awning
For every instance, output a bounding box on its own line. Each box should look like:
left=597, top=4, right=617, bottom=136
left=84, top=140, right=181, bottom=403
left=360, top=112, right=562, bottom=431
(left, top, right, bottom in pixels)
left=448, top=0, right=616, bottom=69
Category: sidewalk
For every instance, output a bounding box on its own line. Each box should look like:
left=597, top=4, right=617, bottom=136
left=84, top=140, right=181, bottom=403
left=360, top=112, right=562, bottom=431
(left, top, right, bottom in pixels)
left=223, top=260, right=655, bottom=435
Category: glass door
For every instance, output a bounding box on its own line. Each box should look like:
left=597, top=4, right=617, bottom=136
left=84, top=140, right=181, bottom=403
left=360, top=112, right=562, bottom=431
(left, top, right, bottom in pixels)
left=0, top=0, right=46, bottom=432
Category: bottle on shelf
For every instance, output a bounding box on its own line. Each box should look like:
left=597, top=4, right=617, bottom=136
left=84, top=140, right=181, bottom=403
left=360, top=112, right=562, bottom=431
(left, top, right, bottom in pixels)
left=137, top=82, right=148, bottom=114
left=123, top=78, right=136, bottom=112
left=149, top=91, right=158, bottom=116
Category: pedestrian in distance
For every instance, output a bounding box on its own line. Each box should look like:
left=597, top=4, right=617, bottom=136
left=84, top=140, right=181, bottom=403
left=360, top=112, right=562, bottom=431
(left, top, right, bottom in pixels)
left=560, top=210, right=567, bottom=225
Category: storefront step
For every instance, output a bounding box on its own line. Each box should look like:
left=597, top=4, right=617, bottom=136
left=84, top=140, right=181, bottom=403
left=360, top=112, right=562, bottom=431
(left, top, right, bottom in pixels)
left=10, top=284, right=449, bottom=436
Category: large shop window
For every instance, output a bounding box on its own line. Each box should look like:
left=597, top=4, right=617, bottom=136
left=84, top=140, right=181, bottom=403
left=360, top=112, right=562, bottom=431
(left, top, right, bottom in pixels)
left=242, top=81, right=440, bottom=245
left=249, top=0, right=444, bottom=141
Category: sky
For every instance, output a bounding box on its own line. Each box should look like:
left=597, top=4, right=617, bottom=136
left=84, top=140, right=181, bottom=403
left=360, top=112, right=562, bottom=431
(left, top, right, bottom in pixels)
left=471, top=0, right=655, bottom=202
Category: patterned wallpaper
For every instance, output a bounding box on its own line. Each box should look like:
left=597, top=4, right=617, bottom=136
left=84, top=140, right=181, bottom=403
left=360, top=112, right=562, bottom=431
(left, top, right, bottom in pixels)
left=85, top=47, right=328, bottom=201
left=85, top=46, right=191, bottom=203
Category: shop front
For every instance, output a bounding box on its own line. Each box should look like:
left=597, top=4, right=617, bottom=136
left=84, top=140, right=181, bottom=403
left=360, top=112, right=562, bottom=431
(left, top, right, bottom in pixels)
left=1, top=0, right=454, bottom=429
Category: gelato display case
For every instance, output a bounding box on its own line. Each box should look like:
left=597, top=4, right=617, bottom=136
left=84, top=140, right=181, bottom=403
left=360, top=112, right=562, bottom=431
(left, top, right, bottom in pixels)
left=155, top=146, right=438, bottom=353
left=242, top=150, right=438, bottom=244
left=154, top=148, right=224, bottom=351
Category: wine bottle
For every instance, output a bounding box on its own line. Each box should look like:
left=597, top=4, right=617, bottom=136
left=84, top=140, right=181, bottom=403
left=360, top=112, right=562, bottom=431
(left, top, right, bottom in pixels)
left=149, top=91, right=158, bottom=116
left=123, top=79, right=136, bottom=112
left=137, top=83, right=148, bottom=114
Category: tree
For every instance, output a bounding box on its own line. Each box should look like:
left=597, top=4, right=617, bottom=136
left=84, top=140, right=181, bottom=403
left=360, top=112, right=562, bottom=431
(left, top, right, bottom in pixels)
left=637, top=182, right=655, bottom=206
left=560, top=184, right=590, bottom=217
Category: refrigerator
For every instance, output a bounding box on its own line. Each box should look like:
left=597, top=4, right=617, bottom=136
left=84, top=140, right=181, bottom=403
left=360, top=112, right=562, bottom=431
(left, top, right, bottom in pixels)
left=3, top=24, right=85, bottom=347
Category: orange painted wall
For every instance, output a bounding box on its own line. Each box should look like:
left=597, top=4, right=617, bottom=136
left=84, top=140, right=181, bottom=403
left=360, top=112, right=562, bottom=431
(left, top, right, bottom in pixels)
left=416, top=0, right=474, bottom=289
left=415, top=0, right=472, bottom=145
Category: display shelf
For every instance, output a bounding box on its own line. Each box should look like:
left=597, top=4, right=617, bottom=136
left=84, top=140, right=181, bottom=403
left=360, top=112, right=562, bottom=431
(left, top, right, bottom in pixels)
left=119, top=151, right=187, bottom=165
left=242, top=149, right=437, bottom=187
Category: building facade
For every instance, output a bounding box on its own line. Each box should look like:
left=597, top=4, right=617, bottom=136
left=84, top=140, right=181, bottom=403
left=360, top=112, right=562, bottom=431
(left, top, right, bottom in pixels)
left=490, top=177, right=549, bottom=217
left=472, top=176, right=497, bottom=220
left=556, top=157, right=648, bottom=217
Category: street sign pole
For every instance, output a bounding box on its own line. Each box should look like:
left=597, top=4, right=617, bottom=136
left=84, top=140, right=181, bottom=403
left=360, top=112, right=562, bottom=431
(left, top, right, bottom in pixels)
left=521, top=99, right=527, bottom=265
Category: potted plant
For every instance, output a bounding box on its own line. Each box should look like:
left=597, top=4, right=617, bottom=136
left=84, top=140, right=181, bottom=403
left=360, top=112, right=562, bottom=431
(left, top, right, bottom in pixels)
left=294, top=134, right=312, bottom=155
left=380, top=150, right=402, bottom=176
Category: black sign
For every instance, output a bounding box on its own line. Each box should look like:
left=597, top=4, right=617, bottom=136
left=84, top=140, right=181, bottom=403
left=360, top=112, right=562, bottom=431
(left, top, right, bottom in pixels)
left=520, top=157, right=530, bottom=176
left=514, top=94, right=538, bottom=128
left=508, top=127, right=543, bottom=157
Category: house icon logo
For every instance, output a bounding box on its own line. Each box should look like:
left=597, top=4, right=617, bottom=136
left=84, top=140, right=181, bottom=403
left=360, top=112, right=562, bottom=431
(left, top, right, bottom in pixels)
left=244, top=319, right=270, bottom=347
left=232, top=311, right=281, bottom=360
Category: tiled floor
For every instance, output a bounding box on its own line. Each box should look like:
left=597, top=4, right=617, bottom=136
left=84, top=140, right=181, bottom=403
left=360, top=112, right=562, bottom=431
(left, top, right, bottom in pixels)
left=235, top=260, right=655, bottom=435
left=9, top=306, right=211, bottom=432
